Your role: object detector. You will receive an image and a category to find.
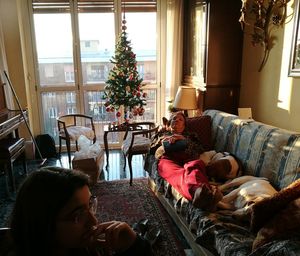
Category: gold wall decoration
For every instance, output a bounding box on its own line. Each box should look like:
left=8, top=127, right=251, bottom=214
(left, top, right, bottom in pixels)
left=240, top=0, right=291, bottom=71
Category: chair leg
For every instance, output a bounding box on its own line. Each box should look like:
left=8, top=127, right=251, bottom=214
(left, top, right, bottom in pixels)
left=58, top=138, right=62, bottom=158
left=75, top=140, right=78, bottom=151
left=123, top=151, right=127, bottom=172
left=128, top=154, right=133, bottom=186
left=66, top=139, right=71, bottom=166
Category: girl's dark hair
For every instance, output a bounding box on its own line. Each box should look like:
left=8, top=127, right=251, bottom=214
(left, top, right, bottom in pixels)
left=9, top=167, right=90, bottom=256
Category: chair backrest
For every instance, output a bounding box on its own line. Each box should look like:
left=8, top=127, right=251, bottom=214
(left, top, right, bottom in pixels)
left=57, top=114, right=96, bottom=142
left=123, top=122, right=157, bottom=140
left=122, top=123, right=159, bottom=155
left=57, top=114, right=94, bottom=129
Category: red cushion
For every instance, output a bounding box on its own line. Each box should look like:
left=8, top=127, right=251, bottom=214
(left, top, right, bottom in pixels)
left=186, top=115, right=212, bottom=151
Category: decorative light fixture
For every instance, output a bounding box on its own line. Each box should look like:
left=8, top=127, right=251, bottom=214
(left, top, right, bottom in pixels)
left=173, top=86, right=198, bottom=116
left=239, top=0, right=291, bottom=72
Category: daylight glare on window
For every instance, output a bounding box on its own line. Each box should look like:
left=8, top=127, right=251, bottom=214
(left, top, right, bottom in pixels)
left=124, top=12, right=157, bottom=84
left=34, top=13, right=74, bottom=87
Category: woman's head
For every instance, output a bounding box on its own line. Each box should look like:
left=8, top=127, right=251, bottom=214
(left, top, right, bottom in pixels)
left=10, top=167, right=97, bottom=255
left=169, top=111, right=186, bottom=134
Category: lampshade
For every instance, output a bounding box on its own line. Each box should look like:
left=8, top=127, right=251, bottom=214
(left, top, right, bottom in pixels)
left=173, top=86, right=198, bottom=110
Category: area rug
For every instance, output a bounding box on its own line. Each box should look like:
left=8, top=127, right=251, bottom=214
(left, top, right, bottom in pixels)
left=92, top=178, right=186, bottom=256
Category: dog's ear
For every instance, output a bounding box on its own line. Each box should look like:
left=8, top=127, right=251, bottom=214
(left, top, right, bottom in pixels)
left=162, top=117, right=169, bottom=126
left=160, top=117, right=171, bottom=132
left=206, top=159, right=232, bottom=181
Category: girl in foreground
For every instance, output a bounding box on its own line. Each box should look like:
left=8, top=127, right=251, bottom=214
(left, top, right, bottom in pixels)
left=1, top=167, right=152, bottom=256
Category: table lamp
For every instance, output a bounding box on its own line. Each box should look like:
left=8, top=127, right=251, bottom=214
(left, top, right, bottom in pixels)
left=173, top=86, right=198, bottom=116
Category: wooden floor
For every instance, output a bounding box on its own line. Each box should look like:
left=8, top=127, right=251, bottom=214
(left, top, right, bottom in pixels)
left=57, top=149, right=148, bottom=182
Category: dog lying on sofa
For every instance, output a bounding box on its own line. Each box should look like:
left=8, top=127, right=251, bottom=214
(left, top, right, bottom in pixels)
left=199, top=150, right=242, bottom=181
left=216, top=176, right=277, bottom=220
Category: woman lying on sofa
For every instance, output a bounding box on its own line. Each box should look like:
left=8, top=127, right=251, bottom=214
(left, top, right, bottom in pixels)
left=151, top=111, right=241, bottom=211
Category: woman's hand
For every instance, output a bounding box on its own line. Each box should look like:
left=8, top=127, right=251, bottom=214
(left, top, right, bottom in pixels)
left=89, top=221, right=137, bottom=254
left=163, top=134, right=186, bottom=144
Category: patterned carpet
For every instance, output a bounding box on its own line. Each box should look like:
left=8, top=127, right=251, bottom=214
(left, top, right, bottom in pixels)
left=92, top=178, right=186, bottom=256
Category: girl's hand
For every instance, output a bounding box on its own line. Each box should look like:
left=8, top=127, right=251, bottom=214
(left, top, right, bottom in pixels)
left=90, top=221, right=137, bottom=253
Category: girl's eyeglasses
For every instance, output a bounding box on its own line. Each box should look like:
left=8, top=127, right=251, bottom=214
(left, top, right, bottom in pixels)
left=59, top=195, right=98, bottom=224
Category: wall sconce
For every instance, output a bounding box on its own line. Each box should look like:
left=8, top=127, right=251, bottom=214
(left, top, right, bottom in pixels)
left=240, top=0, right=291, bottom=72
left=173, top=86, right=198, bottom=116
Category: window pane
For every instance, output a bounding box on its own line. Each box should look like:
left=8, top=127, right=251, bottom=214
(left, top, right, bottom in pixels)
left=123, top=12, right=157, bottom=84
left=33, top=12, right=75, bottom=87
left=79, top=12, right=115, bottom=84
left=194, top=4, right=207, bottom=80
left=84, top=91, right=118, bottom=143
left=41, top=91, right=77, bottom=142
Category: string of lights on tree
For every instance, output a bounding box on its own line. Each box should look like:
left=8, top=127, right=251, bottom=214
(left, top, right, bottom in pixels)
left=103, top=4, right=147, bottom=123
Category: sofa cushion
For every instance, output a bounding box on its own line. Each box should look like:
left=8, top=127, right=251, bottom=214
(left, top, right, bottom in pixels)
left=60, top=126, right=95, bottom=141
left=186, top=115, right=212, bottom=151
left=203, top=109, right=241, bottom=152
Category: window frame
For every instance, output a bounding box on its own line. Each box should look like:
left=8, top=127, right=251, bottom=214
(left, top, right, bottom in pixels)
left=25, top=0, right=162, bottom=146
left=289, top=0, right=300, bottom=77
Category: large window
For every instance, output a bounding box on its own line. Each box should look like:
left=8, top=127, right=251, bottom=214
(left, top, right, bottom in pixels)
left=31, top=0, right=158, bottom=145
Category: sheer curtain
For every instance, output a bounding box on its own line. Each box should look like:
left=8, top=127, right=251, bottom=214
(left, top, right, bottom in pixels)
left=0, top=18, right=13, bottom=109
left=165, top=0, right=184, bottom=116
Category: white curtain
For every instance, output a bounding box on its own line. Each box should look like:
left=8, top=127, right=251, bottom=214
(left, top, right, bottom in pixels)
left=0, top=15, right=13, bottom=109
left=165, top=0, right=184, bottom=111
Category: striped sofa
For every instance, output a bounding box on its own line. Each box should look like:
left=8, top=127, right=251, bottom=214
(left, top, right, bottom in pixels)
left=205, top=109, right=300, bottom=190
left=147, top=109, right=300, bottom=256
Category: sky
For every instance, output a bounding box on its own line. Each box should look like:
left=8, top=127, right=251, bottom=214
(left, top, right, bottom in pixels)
left=34, top=12, right=156, bottom=58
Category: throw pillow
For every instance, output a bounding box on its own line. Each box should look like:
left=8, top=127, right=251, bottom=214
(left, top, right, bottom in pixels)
left=252, top=197, right=300, bottom=251
left=251, top=178, right=300, bottom=233
left=186, top=115, right=212, bottom=151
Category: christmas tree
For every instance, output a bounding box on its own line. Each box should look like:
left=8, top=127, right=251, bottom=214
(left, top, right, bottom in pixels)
left=104, top=19, right=147, bottom=122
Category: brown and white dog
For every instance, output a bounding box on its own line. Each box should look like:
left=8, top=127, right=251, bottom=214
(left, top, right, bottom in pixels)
left=199, top=150, right=242, bottom=181
left=216, top=175, right=277, bottom=220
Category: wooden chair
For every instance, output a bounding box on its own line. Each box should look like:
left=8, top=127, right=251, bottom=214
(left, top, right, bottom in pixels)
left=0, top=138, right=27, bottom=195
left=57, top=114, right=96, bottom=165
left=121, top=122, right=159, bottom=185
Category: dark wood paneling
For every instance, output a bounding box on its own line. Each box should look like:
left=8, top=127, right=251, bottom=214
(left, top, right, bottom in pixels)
left=206, top=0, right=243, bottom=85
left=183, top=0, right=243, bottom=114
left=203, top=86, right=240, bottom=115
